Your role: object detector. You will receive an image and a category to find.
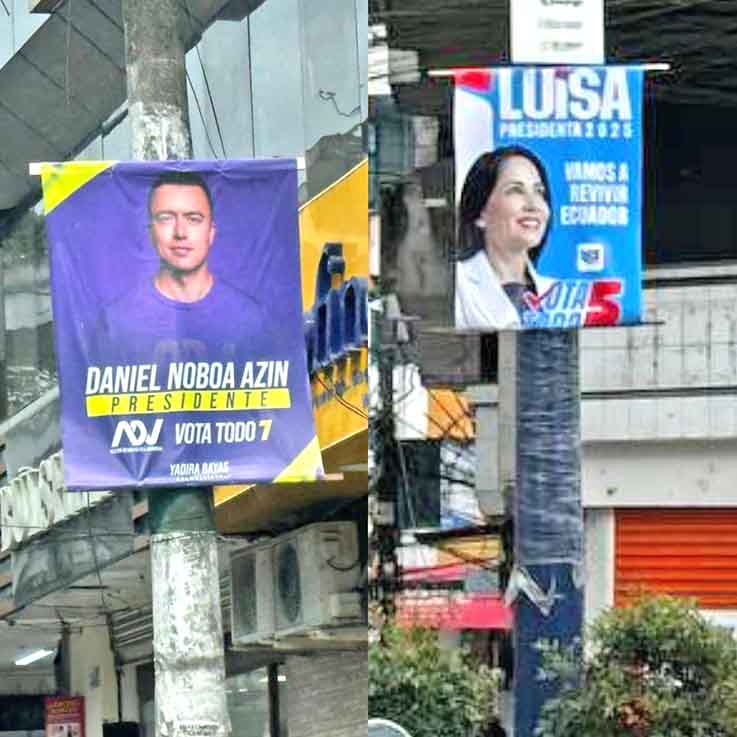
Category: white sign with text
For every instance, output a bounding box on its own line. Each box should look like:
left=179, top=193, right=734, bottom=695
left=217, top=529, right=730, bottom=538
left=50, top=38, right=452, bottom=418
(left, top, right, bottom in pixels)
left=510, top=0, right=604, bottom=64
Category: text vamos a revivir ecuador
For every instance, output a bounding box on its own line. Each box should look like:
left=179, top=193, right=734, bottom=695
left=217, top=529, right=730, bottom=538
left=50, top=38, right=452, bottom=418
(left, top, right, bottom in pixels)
left=85, top=361, right=289, bottom=395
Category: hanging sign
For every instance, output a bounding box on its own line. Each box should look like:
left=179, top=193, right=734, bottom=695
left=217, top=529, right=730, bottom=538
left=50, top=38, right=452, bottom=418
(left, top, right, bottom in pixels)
left=453, top=66, right=644, bottom=330
left=510, top=0, right=605, bottom=65
left=45, top=696, right=84, bottom=737
left=42, top=160, right=323, bottom=489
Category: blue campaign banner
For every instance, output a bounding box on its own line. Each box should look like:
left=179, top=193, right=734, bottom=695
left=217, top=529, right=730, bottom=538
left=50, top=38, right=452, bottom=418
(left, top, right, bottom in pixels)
left=454, top=66, right=644, bottom=329
left=43, top=160, right=323, bottom=490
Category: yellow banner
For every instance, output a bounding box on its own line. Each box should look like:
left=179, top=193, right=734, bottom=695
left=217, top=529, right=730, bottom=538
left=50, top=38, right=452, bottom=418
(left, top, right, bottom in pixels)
left=41, top=161, right=115, bottom=214
left=86, top=388, right=291, bottom=416
left=299, top=159, right=368, bottom=312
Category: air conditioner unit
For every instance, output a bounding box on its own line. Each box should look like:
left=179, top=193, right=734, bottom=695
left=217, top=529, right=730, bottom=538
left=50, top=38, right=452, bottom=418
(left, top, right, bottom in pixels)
left=230, top=543, right=275, bottom=647
left=272, top=521, right=362, bottom=638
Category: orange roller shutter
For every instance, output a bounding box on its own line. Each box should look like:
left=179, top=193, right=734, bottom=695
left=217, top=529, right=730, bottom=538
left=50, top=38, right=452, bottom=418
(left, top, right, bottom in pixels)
left=615, top=508, right=737, bottom=609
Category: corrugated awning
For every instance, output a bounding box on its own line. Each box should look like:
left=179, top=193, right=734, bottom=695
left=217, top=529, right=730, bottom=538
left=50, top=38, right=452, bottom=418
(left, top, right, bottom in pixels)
left=397, top=593, right=512, bottom=630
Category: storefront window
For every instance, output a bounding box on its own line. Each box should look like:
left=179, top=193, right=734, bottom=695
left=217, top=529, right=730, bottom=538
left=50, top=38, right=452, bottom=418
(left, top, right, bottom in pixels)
left=186, top=20, right=255, bottom=160
left=249, top=0, right=305, bottom=162
left=355, top=0, right=369, bottom=123
left=298, top=0, right=364, bottom=198
left=227, top=666, right=288, bottom=737
left=100, top=112, right=132, bottom=160
left=0, top=3, right=46, bottom=71
left=138, top=663, right=288, bottom=737
left=0, top=207, right=54, bottom=420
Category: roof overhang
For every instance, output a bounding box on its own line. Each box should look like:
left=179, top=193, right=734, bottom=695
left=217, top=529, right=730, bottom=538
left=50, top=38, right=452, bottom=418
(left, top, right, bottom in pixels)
left=0, top=0, right=236, bottom=216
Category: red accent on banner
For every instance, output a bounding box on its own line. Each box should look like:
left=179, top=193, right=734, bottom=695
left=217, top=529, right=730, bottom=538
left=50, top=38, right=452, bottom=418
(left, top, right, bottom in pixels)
left=453, top=68, right=492, bottom=91
left=45, top=696, right=85, bottom=737
left=585, top=279, right=623, bottom=326
left=554, top=66, right=575, bottom=79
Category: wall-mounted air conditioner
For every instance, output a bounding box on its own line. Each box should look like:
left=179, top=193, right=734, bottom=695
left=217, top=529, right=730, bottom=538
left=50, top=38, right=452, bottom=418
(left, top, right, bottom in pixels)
left=230, top=521, right=364, bottom=649
left=230, top=544, right=275, bottom=647
left=272, top=521, right=362, bottom=638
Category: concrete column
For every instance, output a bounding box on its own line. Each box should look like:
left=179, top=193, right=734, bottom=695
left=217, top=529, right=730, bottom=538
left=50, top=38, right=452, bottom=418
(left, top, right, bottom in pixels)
left=583, top=507, right=615, bottom=625
left=120, top=663, right=141, bottom=722
left=122, top=0, right=192, bottom=162
left=122, top=4, right=229, bottom=736
left=150, top=526, right=228, bottom=736
left=69, top=626, right=118, bottom=737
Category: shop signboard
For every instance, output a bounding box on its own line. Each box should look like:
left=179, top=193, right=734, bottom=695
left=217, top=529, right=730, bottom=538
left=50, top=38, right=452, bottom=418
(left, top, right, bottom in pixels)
left=45, top=696, right=84, bottom=737
left=42, top=160, right=322, bottom=489
left=453, top=65, right=644, bottom=330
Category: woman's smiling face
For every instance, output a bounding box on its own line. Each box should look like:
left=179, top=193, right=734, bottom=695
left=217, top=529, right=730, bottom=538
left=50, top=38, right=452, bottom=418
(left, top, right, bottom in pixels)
left=479, top=155, right=550, bottom=256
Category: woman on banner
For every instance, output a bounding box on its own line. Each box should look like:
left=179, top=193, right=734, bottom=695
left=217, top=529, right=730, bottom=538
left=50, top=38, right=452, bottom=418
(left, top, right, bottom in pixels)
left=455, top=145, right=557, bottom=330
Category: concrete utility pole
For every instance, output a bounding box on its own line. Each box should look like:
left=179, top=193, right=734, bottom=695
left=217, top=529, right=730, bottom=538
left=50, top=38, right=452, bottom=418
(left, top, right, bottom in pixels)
left=121, top=3, right=231, bottom=736
left=499, top=330, right=583, bottom=737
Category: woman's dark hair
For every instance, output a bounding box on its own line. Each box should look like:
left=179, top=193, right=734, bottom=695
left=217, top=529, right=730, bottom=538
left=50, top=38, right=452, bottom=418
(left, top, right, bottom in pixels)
left=457, top=145, right=552, bottom=263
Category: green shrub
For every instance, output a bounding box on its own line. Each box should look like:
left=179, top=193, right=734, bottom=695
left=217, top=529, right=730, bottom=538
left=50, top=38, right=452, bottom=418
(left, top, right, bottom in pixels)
left=536, top=596, right=737, bottom=737
left=369, top=626, right=500, bottom=737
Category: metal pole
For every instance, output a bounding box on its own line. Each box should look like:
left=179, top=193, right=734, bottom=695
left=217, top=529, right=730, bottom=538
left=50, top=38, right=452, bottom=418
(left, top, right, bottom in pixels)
left=501, top=329, right=583, bottom=737
left=121, top=3, right=230, bottom=736
left=373, top=314, right=402, bottom=629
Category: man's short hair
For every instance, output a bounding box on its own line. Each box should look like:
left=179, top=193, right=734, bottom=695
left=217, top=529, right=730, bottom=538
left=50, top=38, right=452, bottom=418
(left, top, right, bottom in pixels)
left=148, top=171, right=213, bottom=219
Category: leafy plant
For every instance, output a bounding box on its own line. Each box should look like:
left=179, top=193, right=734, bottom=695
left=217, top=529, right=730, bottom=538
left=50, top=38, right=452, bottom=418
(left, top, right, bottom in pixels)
left=536, top=595, right=737, bottom=737
left=369, top=626, right=500, bottom=737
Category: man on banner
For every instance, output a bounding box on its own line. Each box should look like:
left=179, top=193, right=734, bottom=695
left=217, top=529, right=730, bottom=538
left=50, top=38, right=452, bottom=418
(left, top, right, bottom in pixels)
left=97, top=171, right=266, bottom=366
left=150, top=171, right=218, bottom=303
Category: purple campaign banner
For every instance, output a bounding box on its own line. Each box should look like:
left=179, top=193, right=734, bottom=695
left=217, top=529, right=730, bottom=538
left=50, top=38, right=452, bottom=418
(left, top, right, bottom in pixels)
left=43, top=159, right=323, bottom=490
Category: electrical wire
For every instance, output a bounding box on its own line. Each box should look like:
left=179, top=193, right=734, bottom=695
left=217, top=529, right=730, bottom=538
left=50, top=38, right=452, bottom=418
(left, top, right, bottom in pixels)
left=395, top=434, right=416, bottom=529
left=0, top=523, right=136, bottom=532
left=83, top=0, right=124, bottom=32
left=84, top=495, right=116, bottom=618
left=428, top=387, right=475, bottom=441
left=64, top=0, right=73, bottom=107
left=176, top=0, right=227, bottom=158
left=195, top=45, right=227, bottom=158
left=370, top=311, right=498, bottom=608
left=318, top=89, right=361, bottom=119
left=186, top=69, right=221, bottom=159
left=313, top=371, right=369, bottom=419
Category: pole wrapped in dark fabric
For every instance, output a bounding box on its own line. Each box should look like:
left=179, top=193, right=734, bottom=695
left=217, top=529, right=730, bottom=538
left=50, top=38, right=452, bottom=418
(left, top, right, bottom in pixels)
left=512, top=328, right=583, bottom=737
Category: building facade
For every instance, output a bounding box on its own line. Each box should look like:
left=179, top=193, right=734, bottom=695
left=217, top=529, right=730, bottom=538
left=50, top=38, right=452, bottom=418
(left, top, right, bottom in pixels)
left=0, top=3, right=368, bottom=737
left=369, top=1, right=737, bottom=722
